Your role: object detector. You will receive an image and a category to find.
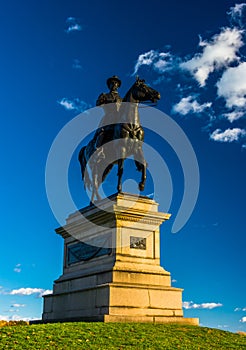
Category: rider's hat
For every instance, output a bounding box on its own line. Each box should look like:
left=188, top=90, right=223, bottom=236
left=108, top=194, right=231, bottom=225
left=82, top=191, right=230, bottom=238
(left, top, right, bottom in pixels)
left=107, top=75, right=121, bottom=88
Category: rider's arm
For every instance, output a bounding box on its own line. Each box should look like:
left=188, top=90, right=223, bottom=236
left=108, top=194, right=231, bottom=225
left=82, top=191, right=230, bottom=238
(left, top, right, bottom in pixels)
left=96, top=93, right=107, bottom=106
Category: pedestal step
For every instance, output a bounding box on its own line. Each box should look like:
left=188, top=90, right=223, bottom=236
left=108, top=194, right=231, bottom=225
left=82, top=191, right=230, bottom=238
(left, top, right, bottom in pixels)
left=43, top=282, right=187, bottom=322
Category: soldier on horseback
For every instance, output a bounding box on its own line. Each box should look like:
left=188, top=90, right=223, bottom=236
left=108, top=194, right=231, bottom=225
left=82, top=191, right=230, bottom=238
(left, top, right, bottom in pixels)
left=78, top=76, right=160, bottom=202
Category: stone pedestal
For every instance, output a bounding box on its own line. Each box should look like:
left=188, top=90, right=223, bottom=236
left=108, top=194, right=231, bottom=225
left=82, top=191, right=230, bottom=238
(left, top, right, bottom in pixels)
left=42, top=193, right=198, bottom=325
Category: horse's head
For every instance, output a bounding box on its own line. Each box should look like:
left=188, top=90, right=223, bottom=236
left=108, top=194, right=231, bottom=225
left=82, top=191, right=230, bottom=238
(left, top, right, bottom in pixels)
left=131, top=77, right=161, bottom=104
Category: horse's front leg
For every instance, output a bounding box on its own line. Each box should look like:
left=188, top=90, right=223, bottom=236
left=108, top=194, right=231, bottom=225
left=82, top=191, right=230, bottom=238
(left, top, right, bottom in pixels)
left=139, top=161, right=146, bottom=191
left=134, top=147, right=147, bottom=191
left=117, top=159, right=124, bottom=193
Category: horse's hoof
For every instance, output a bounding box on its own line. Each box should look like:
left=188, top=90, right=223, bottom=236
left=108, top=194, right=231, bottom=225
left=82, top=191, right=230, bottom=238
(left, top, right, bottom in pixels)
left=139, top=183, right=145, bottom=191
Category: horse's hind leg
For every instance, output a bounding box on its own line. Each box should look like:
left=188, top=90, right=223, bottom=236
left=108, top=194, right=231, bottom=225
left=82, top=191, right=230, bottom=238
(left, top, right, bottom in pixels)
left=117, top=159, right=124, bottom=193
left=134, top=150, right=147, bottom=191
left=102, top=163, right=114, bottom=182
left=135, top=161, right=146, bottom=191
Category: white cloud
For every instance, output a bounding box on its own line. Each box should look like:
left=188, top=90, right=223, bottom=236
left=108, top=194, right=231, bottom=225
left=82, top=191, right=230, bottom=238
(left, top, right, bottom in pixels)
left=180, top=27, right=244, bottom=86
left=65, top=17, right=82, bottom=33
left=235, top=307, right=242, bottom=311
left=133, top=26, right=244, bottom=87
left=133, top=50, right=157, bottom=75
left=42, top=289, right=53, bottom=296
left=223, top=111, right=245, bottom=122
left=0, top=314, right=35, bottom=322
left=183, top=301, right=223, bottom=309
left=240, top=316, right=246, bottom=323
left=131, top=5, right=246, bottom=147
left=171, top=279, right=177, bottom=283
left=14, top=263, right=21, bottom=273
left=133, top=49, right=178, bottom=76
left=58, top=98, right=90, bottom=112
left=216, top=62, right=246, bottom=109
left=173, top=95, right=212, bottom=115
left=9, top=288, right=52, bottom=298
left=218, top=324, right=229, bottom=329
left=58, top=98, right=74, bottom=110
left=228, top=3, right=246, bottom=27
left=210, top=128, right=246, bottom=142
left=14, top=267, right=21, bottom=273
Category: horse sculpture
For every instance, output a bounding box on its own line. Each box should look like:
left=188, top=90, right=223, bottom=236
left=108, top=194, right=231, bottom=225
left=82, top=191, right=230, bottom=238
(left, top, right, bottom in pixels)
left=78, top=77, right=160, bottom=202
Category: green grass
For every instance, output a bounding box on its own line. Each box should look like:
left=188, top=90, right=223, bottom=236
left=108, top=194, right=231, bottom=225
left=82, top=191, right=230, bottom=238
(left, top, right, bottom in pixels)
left=0, top=322, right=245, bottom=349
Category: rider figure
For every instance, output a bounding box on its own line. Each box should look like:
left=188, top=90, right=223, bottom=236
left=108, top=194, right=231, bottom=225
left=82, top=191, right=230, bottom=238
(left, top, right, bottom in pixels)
left=95, top=76, right=122, bottom=148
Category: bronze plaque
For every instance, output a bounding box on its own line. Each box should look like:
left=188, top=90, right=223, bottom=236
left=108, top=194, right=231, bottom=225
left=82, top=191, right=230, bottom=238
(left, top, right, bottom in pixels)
left=67, top=241, right=111, bottom=265
left=130, top=236, right=146, bottom=250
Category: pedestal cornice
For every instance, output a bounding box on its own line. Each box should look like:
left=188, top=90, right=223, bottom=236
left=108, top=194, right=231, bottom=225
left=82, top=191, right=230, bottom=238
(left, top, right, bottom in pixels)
left=56, top=192, right=171, bottom=239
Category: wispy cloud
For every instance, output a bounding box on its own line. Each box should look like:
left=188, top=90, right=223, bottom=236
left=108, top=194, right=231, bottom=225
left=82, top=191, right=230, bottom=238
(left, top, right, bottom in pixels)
left=58, top=98, right=90, bottom=113
left=183, top=301, right=223, bottom=309
left=210, top=128, right=246, bottom=142
left=180, top=27, right=243, bottom=87
left=8, top=288, right=52, bottom=298
left=11, top=304, right=25, bottom=308
left=228, top=3, right=246, bottom=27
left=172, top=95, right=212, bottom=115
left=13, top=263, right=21, bottom=273
left=72, top=59, right=82, bottom=70
left=218, top=324, right=229, bottom=329
left=234, top=307, right=246, bottom=312
left=132, top=49, right=179, bottom=76
left=240, top=316, right=246, bottom=323
left=65, top=17, right=82, bottom=33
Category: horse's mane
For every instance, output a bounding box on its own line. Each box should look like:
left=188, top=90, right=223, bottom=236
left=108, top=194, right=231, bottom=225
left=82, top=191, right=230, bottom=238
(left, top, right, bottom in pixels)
left=122, top=83, right=135, bottom=102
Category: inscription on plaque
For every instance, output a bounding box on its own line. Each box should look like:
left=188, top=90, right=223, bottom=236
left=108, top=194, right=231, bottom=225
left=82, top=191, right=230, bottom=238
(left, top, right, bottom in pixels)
left=67, top=239, right=111, bottom=265
left=130, top=236, right=146, bottom=250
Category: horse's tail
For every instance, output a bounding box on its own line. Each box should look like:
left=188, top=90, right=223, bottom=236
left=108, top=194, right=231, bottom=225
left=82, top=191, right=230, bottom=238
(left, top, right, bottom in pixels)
left=78, top=146, right=91, bottom=190
left=78, top=146, right=86, bottom=178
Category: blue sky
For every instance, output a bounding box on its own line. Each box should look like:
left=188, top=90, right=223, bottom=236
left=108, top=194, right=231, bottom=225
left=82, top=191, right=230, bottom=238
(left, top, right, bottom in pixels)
left=0, top=0, right=245, bottom=333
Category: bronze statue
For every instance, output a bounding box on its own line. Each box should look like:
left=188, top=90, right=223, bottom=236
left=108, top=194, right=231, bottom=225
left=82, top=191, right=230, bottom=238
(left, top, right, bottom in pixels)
left=78, top=77, right=160, bottom=202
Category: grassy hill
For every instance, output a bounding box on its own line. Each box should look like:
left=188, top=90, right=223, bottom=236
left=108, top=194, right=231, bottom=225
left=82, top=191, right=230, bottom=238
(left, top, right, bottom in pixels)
left=0, top=322, right=245, bottom=349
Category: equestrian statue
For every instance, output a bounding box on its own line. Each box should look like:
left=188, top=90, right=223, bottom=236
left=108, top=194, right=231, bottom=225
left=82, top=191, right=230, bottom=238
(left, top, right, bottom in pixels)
left=78, top=76, right=160, bottom=202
